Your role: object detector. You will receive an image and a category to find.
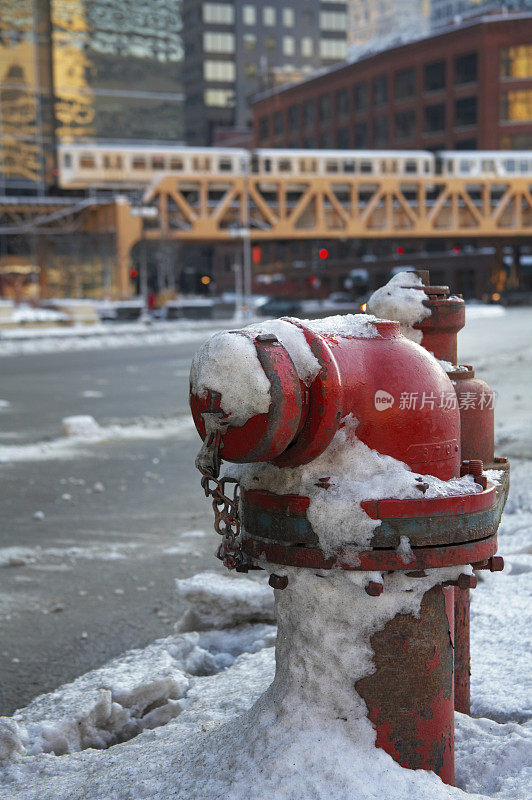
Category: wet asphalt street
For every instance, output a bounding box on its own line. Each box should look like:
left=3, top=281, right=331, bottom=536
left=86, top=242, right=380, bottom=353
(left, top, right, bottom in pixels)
left=0, top=307, right=531, bottom=716
left=0, top=339, right=223, bottom=715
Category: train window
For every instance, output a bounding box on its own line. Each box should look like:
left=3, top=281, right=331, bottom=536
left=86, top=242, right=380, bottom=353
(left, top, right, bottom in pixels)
left=264, top=158, right=271, bottom=172
left=132, top=157, right=147, bottom=170
left=152, top=156, right=165, bottom=170
left=343, top=160, right=355, bottom=173
left=326, top=160, right=339, bottom=173
left=360, top=161, right=372, bottom=174
left=170, top=158, right=183, bottom=170
left=504, top=159, right=516, bottom=173
left=520, top=160, right=528, bottom=173
left=481, top=160, right=495, bottom=172
left=424, top=160, right=431, bottom=174
left=63, top=153, right=72, bottom=168
left=80, top=154, right=95, bottom=169
left=116, top=156, right=123, bottom=169
left=279, top=159, right=291, bottom=172
left=405, top=160, right=417, bottom=174
left=459, top=160, right=472, bottom=174
left=219, top=158, right=232, bottom=171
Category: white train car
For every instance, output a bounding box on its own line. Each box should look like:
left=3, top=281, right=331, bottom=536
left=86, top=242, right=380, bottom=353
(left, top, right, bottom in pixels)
left=57, top=144, right=250, bottom=190
left=439, top=151, right=532, bottom=177
left=252, top=149, right=435, bottom=178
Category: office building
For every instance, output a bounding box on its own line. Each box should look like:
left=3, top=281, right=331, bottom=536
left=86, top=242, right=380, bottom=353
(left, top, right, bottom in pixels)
left=182, top=0, right=348, bottom=145
left=252, top=12, right=532, bottom=150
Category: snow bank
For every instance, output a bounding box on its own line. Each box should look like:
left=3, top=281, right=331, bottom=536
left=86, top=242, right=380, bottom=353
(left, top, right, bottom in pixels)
left=366, top=271, right=431, bottom=343
left=0, top=320, right=226, bottom=358
left=234, top=415, right=480, bottom=555
left=3, top=568, right=527, bottom=800
left=0, top=415, right=194, bottom=463
left=175, top=572, right=275, bottom=631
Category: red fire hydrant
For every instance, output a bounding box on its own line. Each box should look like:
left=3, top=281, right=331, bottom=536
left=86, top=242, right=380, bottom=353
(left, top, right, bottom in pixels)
left=189, top=292, right=507, bottom=786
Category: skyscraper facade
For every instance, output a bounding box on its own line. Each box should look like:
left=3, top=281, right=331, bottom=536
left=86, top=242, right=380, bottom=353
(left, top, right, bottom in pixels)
left=183, top=0, right=348, bottom=145
left=430, top=0, right=531, bottom=29
left=0, top=0, right=183, bottom=195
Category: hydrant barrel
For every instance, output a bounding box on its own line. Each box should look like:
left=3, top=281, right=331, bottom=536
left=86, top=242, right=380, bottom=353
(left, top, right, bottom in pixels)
left=190, top=318, right=461, bottom=480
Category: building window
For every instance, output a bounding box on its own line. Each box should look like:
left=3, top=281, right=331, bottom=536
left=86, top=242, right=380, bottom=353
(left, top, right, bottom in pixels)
left=204, top=60, right=236, bottom=82
left=500, top=46, right=532, bottom=79
left=259, top=116, right=270, bottom=141
left=336, top=88, right=349, bottom=117
left=424, top=60, right=446, bottom=92
left=244, top=34, right=256, bottom=52
left=319, top=94, right=332, bottom=122
left=500, top=89, right=532, bottom=122
left=353, top=82, right=368, bottom=112
left=203, top=3, right=234, bottom=24
left=243, top=5, right=256, bottom=25
left=455, top=139, right=477, bottom=150
left=265, top=36, right=276, bottom=51
left=395, top=109, right=416, bottom=141
left=337, top=127, right=349, bottom=148
left=245, top=63, right=257, bottom=78
left=319, top=39, right=347, bottom=60
left=373, top=115, right=388, bottom=146
left=455, top=52, right=477, bottom=85
left=500, top=133, right=532, bottom=149
left=263, top=6, right=276, bottom=26
left=204, top=89, right=235, bottom=107
left=274, top=111, right=284, bottom=136
left=283, top=8, right=295, bottom=27
left=203, top=32, right=235, bottom=53
left=288, top=105, right=299, bottom=132
left=319, top=131, right=332, bottom=148
left=455, top=97, right=477, bottom=127
left=394, top=68, right=416, bottom=101
left=283, top=36, right=295, bottom=56
left=303, top=100, right=315, bottom=128
left=301, top=37, right=314, bottom=57
left=372, top=75, right=387, bottom=107
left=319, top=11, right=347, bottom=31
left=354, top=121, right=368, bottom=147
left=424, top=103, right=446, bottom=133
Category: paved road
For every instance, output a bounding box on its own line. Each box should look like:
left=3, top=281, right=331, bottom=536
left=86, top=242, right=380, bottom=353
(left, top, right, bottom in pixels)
left=0, top=340, right=223, bottom=715
left=0, top=307, right=531, bottom=715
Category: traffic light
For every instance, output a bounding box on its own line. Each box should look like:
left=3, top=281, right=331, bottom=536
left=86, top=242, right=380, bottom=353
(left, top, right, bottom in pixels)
left=396, top=246, right=405, bottom=255
left=129, top=269, right=138, bottom=279
left=453, top=245, right=461, bottom=254
left=252, top=246, right=262, bottom=265
left=319, top=248, right=329, bottom=260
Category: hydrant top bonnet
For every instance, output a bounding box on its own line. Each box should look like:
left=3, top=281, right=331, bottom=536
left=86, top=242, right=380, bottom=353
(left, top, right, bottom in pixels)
left=190, top=315, right=461, bottom=480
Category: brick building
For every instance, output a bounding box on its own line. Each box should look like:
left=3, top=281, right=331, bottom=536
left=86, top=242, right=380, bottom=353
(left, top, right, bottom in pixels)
left=252, top=13, right=532, bottom=151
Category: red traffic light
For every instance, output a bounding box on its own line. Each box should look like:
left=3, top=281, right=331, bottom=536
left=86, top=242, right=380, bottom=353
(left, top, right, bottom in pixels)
left=453, top=245, right=461, bottom=254
left=396, top=246, right=405, bottom=255
left=129, top=269, right=138, bottom=279
left=319, top=249, right=329, bottom=260
left=252, top=246, right=261, bottom=264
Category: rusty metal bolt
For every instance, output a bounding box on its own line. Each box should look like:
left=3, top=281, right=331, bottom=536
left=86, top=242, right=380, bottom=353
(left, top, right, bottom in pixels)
left=457, top=573, right=477, bottom=590
left=487, top=556, right=504, bottom=572
left=468, top=459, right=484, bottom=477
left=365, top=581, right=384, bottom=597
left=255, top=333, right=279, bottom=343
left=269, top=573, right=289, bottom=590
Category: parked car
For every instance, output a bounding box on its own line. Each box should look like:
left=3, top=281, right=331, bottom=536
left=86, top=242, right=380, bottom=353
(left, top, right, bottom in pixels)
left=259, top=298, right=303, bottom=318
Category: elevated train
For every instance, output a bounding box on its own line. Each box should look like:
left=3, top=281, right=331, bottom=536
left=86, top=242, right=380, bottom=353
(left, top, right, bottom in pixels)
left=57, top=143, right=532, bottom=191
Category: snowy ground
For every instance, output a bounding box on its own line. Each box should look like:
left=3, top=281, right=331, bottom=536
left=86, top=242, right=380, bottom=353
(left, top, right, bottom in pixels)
left=0, top=305, right=530, bottom=799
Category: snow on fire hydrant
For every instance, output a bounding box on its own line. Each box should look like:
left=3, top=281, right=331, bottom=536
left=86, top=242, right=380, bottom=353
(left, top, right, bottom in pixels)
left=189, top=271, right=508, bottom=787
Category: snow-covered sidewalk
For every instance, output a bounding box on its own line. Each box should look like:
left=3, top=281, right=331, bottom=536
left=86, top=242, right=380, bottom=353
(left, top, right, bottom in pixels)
left=0, top=456, right=530, bottom=800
